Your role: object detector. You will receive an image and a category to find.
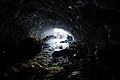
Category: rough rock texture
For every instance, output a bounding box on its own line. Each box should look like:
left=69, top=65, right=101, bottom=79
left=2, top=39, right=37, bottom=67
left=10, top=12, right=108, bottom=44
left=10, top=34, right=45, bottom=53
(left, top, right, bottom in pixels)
left=0, top=0, right=120, bottom=80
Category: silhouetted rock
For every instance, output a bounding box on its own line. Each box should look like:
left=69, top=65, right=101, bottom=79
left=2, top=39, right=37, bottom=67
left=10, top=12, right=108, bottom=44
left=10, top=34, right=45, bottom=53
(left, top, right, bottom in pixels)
left=0, top=37, right=42, bottom=66
left=15, top=37, right=42, bottom=60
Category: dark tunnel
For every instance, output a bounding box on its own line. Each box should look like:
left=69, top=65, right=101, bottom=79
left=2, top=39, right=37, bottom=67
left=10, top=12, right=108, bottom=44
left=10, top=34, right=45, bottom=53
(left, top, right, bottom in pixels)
left=0, top=0, right=120, bottom=80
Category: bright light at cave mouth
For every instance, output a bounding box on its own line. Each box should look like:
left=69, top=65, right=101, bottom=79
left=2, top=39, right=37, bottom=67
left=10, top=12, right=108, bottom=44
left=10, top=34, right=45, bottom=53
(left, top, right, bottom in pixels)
left=42, top=28, right=74, bottom=52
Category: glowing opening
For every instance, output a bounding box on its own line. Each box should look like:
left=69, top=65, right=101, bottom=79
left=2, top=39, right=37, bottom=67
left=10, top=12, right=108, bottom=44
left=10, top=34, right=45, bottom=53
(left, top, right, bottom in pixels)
left=42, top=28, right=74, bottom=51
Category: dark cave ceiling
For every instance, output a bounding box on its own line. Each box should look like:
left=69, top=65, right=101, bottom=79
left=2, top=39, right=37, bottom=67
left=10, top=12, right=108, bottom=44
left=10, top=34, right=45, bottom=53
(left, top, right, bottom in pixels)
left=0, top=0, right=111, bottom=44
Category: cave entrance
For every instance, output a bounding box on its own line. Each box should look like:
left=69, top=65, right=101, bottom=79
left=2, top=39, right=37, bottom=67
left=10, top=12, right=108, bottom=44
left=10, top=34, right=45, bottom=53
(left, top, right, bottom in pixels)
left=42, top=28, right=74, bottom=52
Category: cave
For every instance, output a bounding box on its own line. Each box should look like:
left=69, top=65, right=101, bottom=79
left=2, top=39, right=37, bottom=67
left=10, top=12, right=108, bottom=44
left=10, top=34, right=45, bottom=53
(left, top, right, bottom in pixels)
left=0, top=0, right=120, bottom=80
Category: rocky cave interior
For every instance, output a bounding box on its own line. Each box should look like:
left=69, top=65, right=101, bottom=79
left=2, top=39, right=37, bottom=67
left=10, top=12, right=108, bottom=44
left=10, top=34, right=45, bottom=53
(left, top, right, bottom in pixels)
left=0, top=0, right=120, bottom=80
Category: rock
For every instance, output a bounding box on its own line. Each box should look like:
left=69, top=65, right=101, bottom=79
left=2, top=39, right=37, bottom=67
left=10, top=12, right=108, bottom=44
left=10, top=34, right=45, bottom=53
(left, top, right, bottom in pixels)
left=15, top=37, right=42, bottom=60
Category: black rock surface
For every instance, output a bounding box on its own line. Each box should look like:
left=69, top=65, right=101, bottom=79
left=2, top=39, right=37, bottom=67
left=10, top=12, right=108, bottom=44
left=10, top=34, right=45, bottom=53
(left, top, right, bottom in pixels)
left=0, top=0, right=120, bottom=80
